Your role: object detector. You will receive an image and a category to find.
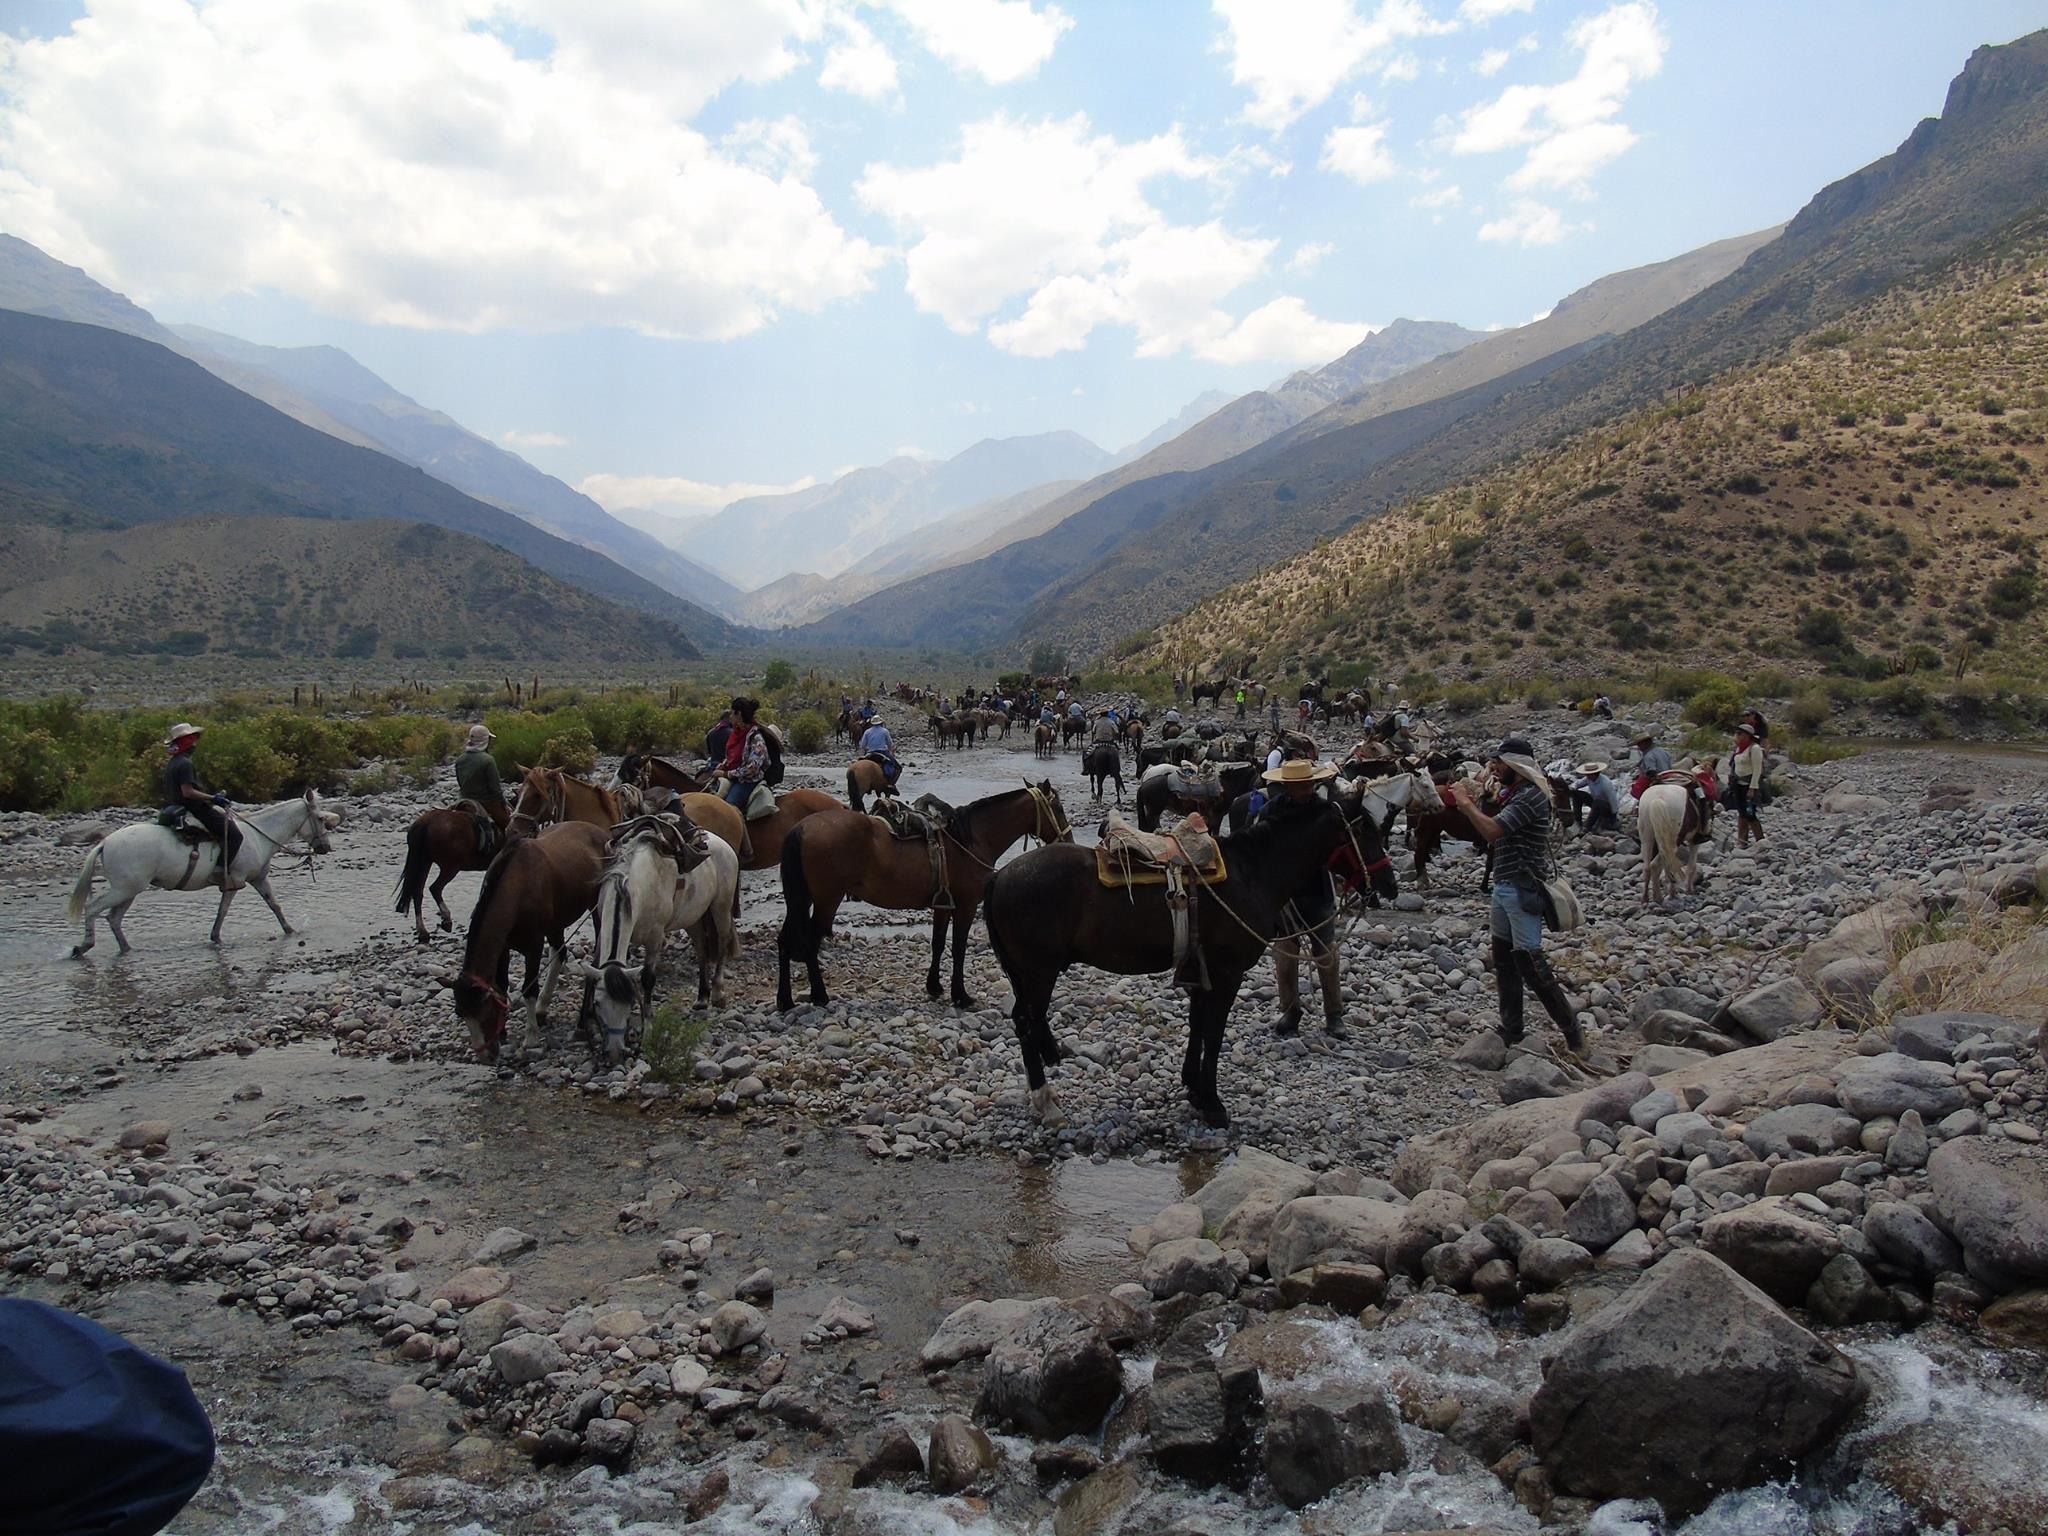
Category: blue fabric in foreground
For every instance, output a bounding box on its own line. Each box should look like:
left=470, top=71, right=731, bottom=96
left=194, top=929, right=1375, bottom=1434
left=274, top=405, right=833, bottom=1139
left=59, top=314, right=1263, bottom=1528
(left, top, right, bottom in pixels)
left=0, top=1298, right=215, bottom=1536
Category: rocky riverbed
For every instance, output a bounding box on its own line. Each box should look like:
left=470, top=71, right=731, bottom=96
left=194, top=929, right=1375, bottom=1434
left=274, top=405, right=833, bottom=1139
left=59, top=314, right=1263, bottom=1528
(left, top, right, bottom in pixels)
left=3, top=702, right=2047, bottom=1534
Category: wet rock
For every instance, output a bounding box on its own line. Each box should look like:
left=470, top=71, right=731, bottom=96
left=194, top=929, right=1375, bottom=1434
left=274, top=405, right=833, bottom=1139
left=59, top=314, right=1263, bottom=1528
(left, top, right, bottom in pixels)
left=1141, top=1237, right=1243, bottom=1300
left=1533, top=1250, right=1865, bottom=1515
left=1187, top=1147, right=1317, bottom=1232
left=921, top=1297, right=1057, bottom=1370
left=471, top=1227, right=535, bottom=1263
left=1032, top=1444, right=1100, bottom=1483
left=582, top=1417, right=636, bottom=1470
left=758, top=1384, right=827, bottom=1428
left=433, top=1266, right=509, bottom=1308
left=976, top=1303, right=1122, bottom=1439
left=1980, top=1288, right=2048, bottom=1350
left=1053, top=1460, right=1145, bottom=1536
left=1834, top=1053, right=1969, bottom=1121
left=1149, top=1360, right=1261, bottom=1485
left=710, top=1300, right=767, bottom=1354
left=490, top=1334, right=565, bottom=1386
left=1701, top=1197, right=1844, bottom=1304
left=1806, top=1254, right=1893, bottom=1326
left=1262, top=1383, right=1407, bottom=1509
left=851, top=1426, right=924, bottom=1488
left=1726, top=977, right=1821, bottom=1043
left=1275, top=1262, right=1386, bottom=1311
left=686, top=1467, right=731, bottom=1522
left=533, top=1427, right=581, bottom=1466
left=1928, top=1137, right=2048, bottom=1285
left=805, top=1294, right=877, bottom=1344
left=1562, top=1174, right=1636, bottom=1251
left=926, top=1413, right=997, bottom=1494
left=1267, top=1196, right=1405, bottom=1278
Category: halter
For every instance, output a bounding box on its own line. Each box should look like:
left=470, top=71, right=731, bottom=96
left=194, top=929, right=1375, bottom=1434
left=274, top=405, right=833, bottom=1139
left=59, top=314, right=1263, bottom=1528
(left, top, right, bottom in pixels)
left=1024, top=783, right=1072, bottom=846
left=230, top=797, right=331, bottom=880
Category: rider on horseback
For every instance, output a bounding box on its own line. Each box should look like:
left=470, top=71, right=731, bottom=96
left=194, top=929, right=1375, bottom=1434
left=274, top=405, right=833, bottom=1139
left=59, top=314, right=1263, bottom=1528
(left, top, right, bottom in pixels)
left=858, top=715, right=901, bottom=786
left=163, top=723, right=243, bottom=888
left=721, top=698, right=769, bottom=810
left=454, top=724, right=508, bottom=829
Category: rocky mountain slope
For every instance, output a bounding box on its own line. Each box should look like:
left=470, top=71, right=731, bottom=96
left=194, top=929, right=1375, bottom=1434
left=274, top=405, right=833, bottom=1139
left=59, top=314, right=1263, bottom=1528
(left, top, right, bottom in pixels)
left=0, top=308, right=737, bottom=647
left=1143, top=224, right=2048, bottom=686
left=0, top=515, right=701, bottom=662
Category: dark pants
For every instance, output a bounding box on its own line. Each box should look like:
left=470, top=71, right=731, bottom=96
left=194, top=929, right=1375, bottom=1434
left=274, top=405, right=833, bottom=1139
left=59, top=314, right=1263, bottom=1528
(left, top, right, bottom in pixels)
left=187, top=802, right=243, bottom=882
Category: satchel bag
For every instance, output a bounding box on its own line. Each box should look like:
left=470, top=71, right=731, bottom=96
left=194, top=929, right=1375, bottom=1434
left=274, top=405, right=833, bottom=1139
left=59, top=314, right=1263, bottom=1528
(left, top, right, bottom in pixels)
left=1540, top=874, right=1583, bottom=932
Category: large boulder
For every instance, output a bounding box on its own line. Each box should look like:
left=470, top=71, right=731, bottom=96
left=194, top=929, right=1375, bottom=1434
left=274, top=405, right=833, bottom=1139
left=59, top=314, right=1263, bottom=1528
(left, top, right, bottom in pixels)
left=1562, top=1174, right=1637, bottom=1251
left=1833, top=1053, right=1969, bottom=1121
left=1701, top=1197, right=1844, bottom=1303
left=1889, top=1011, right=2034, bottom=1064
left=1794, top=897, right=1921, bottom=986
left=1863, top=1199, right=1963, bottom=1279
left=1140, top=1238, right=1245, bottom=1301
left=1579, top=1070, right=1656, bottom=1128
left=922, top=1297, right=1057, bottom=1369
left=1530, top=1250, right=1865, bottom=1515
left=1726, top=977, right=1822, bottom=1043
left=1260, top=1384, right=1406, bottom=1510
left=1630, top=987, right=1720, bottom=1030
left=1743, top=1102, right=1863, bottom=1159
left=1812, top=956, right=1890, bottom=1022
left=976, top=1304, right=1123, bottom=1439
left=1266, top=1197, right=1405, bottom=1281
left=1928, top=1138, right=2048, bottom=1287
left=1890, top=940, right=1988, bottom=1007
left=1186, top=1147, right=1316, bottom=1233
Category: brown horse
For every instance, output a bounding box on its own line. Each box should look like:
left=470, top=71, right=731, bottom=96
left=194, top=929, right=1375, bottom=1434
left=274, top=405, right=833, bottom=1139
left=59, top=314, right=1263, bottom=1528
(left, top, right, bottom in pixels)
left=1060, top=715, right=1088, bottom=752
left=394, top=805, right=509, bottom=941
left=1034, top=721, right=1057, bottom=759
left=777, top=781, right=1071, bottom=1011
left=439, top=822, right=605, bottom=1064
left=511, top=766, right=620, bottom=833
left=846, top=757, right=901, bottom=813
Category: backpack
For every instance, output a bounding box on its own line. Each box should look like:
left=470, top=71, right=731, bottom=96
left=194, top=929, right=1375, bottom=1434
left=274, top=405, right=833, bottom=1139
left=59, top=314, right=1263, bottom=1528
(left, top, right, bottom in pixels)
left=760, top=724, right=786, bottom=786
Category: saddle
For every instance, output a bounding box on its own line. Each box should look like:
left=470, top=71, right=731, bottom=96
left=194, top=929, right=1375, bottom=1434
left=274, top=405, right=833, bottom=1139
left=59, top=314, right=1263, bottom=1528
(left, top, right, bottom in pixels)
left=455, top=798, right=503, bottom=859
left=1165, top=762, right=1223, bottom=800
left=156, top=805, right=212, bottom=845
left=869, top=794, right=956, bottom=910
left=861, top=751, right=902, bottom=785
left=1096, top=810, right=1226, bottom=994
left=607, top=813, right=708, bottom=872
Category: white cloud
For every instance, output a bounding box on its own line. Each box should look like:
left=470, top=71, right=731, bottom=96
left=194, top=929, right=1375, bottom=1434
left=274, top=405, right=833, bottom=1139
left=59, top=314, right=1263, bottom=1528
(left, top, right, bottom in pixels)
left=1452, top=2, right=1664, bottom=196
left=1412, top=183, right=1464, bottom=208
left=581, top=471, right=818, bottom=516
left=723, top=116, right=820, bottom=181
left=1477, top=198, right=1576, bottom=245
left=1321, top=122, right=1399, bottom=186
left=880, top=0, right=1073, bottom=84
left=500, top=429, right=569, bottom=449
left=0, top=0, right=881, bottom=340
left=1212, top=0, right=1458, bottom=132
left=1196, top=297, right=1374, bottom=365
left=1379, top=52, right=1422, bottom=83
left=1287, top=240, right=1337, bottom=274
left=819, top=12, right=900, bottom=100
left=1460, top=0, right=1534, bottom=19
left=1477, top=47, right=1511, bottom=75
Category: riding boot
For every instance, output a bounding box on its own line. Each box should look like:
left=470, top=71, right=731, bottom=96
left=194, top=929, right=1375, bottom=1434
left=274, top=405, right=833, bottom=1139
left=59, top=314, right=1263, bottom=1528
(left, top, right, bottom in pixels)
left=1491, top=937, right=1525, bottom=1045
left=221, top=819, right=245, bottom=891
left=1516, top=949, right=1584, bottom=1051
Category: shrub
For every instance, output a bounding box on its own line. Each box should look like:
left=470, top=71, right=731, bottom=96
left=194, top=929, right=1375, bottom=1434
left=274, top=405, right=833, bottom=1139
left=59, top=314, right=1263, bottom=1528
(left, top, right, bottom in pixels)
left=1726, top=474, right=1766, bottom=495
left=1797, top=608, right=1848, bottom=650
left=785, top=710, right=829, bottom=754
left=1901, top=643, right=1942, bottom=673
left=484, top=711, right=556, bottom=773
left=762, top=659, right=796, bottom=691
left=1872, top=676, right=1928, bottom=716
left=0, top=722, right=71, bottom=811
left=1683, top=680, right=1747, bottom=732
left=540, top=723, right=598, bottom=775
left=639, top=1004, right=709, bottom=1085
left=1787, top=689, right=1830, bottom=734
left=196, top=724, right=292, bottom=802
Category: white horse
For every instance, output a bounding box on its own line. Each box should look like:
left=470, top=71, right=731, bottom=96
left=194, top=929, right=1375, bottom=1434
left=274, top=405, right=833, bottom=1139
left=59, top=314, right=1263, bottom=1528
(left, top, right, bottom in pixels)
left=583, top=832, right=684, bottom=1065
left=670, top=833, right=739, bottom=1009
left=1638, top=782, right=1698, bottom=902
left=66, top=790, right=337, bottom=956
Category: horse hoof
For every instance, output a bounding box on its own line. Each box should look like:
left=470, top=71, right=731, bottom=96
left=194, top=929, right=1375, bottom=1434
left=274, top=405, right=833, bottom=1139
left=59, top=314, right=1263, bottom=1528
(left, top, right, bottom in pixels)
left=1324, top=1019, right=1349, bottom=1040
left=952, top=993, right=976, bottom=1010
left=69, top=945, right=89, bottom=960
left=1195, top=1098, right=1231, bottom=1130
left=1274, top=1009, right=1302, bottom=1037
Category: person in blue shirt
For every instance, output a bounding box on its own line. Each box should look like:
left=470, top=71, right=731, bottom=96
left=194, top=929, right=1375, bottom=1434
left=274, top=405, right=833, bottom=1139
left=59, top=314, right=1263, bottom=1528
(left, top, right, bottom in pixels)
left=858, top=717, right=899, bottom=785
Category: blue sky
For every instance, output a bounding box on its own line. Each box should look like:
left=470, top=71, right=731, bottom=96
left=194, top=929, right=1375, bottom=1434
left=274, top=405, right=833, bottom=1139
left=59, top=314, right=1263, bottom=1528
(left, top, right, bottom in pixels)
left=0, top=1, right=2040, bottom=519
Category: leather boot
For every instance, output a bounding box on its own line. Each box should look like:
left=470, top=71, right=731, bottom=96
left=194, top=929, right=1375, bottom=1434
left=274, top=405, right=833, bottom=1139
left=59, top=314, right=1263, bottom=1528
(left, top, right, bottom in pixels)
left=1516, top=949, right=1583, bottom=1051
left=1491, top=937, right=1525, bottom=1045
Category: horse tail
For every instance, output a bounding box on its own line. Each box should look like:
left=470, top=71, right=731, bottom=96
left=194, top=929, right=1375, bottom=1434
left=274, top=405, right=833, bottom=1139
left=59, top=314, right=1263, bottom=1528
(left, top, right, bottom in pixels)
left=982, top=867, right=1015, bottom=982
left=778, top=822, right=815, bottom=963
left=845, top=767, right=861, bottom=811
left=66, top=843, right=102, bottom=922
left=394, top=817, right=433, bottom=917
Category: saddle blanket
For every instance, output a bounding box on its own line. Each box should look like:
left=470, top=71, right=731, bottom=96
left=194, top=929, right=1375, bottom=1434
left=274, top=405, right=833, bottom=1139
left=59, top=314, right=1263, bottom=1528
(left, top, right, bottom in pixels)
left=1096, top=812, right=1227, bottom=889
left=870, top=797, right=947, bottom=841
left=1165, top=766, right=1224, bottom=799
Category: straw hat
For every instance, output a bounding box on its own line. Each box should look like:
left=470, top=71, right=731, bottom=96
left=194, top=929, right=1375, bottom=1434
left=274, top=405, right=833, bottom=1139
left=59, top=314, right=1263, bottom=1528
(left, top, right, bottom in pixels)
left=1491, top=736, right=1549, bottom=792
left=1575, top=760, right=1607, bottom=777
left=465, top=724, right=495, bottom=750
left=164, top=722, right=203, bottom=747
left=1263, top=758, right=1337, bottom=785
left=1632, top=731, right=1656, bottom=747
left=1734, top=721, right=1757, bottom=739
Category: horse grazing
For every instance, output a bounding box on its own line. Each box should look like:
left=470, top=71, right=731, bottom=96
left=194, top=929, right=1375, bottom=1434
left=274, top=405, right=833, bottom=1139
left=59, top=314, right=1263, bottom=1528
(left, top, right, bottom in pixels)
left=511, top=766, right=620, bottom=832
left=984, top=793, right=1364, bottom=1128
left=581, top=821, right=740, bottom=1063
left=777, top=782, right=1071, bottom=1011
left=394, top=805, right=511, bottom=941
left=442, top=822, right=605, bottom=1064
left=1034, top=722, right=1057, bottom=759
left=846, top=757, right=900, bottom=813
left=1638, top=782, right=1707, bottom=902
left=1084, top=743, right=1124, bottom=805
left=68, top=791, right=336, bottom=956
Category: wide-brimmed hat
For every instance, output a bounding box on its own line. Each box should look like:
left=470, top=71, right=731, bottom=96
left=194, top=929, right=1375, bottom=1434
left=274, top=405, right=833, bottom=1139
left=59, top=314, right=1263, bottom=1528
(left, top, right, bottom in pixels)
left=1492, top=736, right=1548, bottom=792
left=1632, top=731, right=1656, bottom=746
left=1263, top=759, right=1337, bottom=785
left=1734, top=721, right=1757, bottom=739
left=1576, top=760, right=1608, bottom=777
left=465, top=724, right=495, bottom=750
left=164, top=722, right=203, bottom=746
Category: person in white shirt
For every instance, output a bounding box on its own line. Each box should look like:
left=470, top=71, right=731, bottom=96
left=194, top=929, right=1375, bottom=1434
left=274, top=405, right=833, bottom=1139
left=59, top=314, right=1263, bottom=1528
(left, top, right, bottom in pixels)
left=1727, top=722, right=1767, bottom=846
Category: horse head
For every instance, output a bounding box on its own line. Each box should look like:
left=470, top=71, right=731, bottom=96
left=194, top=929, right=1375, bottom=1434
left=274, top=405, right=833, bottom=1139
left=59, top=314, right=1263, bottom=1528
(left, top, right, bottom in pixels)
left=302, top=789, right=335, bottom=854
left=444, top=969, right=508, bottom=1062
left=580, top=959, right=638, bottom=1065
left=1028, top=778, right=1073, bottom=843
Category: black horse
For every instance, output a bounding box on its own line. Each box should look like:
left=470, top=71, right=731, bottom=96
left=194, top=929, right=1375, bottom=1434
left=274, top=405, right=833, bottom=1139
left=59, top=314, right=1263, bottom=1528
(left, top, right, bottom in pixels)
left=1084, top=742, right=1124, bottom=805
left=1189, top=679, right=1227, bottom=705
left=984, top=794, right=1386, bottom=1128
left=1136, top=761, right=1260, bottom=832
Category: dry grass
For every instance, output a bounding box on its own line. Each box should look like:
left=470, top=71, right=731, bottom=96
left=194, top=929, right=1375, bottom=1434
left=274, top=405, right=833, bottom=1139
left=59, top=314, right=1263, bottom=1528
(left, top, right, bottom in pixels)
left=1874, top=898, right=2048, bottom=1031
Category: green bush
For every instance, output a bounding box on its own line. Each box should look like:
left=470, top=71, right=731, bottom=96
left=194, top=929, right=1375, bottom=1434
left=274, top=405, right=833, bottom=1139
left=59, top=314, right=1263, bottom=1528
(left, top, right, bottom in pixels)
left=1787, top=689, right=1830, bottom=734
left=0, top=722, right=71, bottom=811
left=540, top=723, right=598, bottom=775
left=484, top=711, right=557, bottom=773
left=1683, top=680, right=1747, bottom=732
left=1900, top=643, right=1942, bottom=674
left=762, top=659, right=796, bottom=691
left=195, top=724, right=292, bottom=802
left=1797, top=608, right=1848, bottom=650
left=785, top=710, right=829, bottom=754
left=1873, top=676, right=1928, bottom=716
left=639, top=1004, right=709, bottom=1085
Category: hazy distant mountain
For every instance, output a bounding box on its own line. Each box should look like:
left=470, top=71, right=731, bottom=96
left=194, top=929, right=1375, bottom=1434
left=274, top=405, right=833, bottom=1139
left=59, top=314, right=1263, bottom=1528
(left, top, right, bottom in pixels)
left=1114, top=390, right=1235, bottom=461
left=685, top=431, right=1115, bottom=588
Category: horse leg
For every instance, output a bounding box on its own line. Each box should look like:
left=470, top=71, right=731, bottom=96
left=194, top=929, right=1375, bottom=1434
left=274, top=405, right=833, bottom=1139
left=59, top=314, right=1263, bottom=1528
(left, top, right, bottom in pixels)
left=1273, top=935, right=1303, bottom=1036
left=428, top=866, right=457, bottom=934
left=1190, top=974, right=1243, bottom=1129
left=250, top=873, right=293, bottom=936
left=1010, top=975, right=1062, bottom=1126
left=210, top=884, right=236, bottom=945
left=950, top=907, right=976, bottom=1009
left=926, top=910, right=946, bottom=998
left=106, top=897, right=137, bottom=956
left=535, top=939, right=569, bottom=1031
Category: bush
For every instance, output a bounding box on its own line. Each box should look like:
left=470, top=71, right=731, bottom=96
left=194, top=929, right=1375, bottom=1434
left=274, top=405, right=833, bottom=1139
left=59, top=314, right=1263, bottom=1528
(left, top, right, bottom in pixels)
left=784, top=710, right=828, bottom=754
left=0, top=722, right=71, bottom=811
left=1787, top=689, right=1830, bottom=734
left=1683, top=680, right=1747, bottom=732
left=639, top=1004, right=709, bottom=1084
left=762, top=659, right=796, bottom=691
left=1797, top=608, right=1848, bottom=650
left=540, top=723, right=598, bottom=775
left=1872, top=676, right=1928, bottom=716
left=195, top=724, right=292, bottom=802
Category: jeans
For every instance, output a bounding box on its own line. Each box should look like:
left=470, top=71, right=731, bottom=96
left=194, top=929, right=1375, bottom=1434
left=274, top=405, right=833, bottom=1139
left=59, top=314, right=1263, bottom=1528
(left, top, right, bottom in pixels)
left=724, top=777, right=758, bottom=810
left=1488, top=880, right=1546, bottom=951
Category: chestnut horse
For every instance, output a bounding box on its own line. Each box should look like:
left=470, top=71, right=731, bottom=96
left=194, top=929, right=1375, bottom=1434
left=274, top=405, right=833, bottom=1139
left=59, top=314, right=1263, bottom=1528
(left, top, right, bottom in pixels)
left=777, top=781, right=1071, bottom=1011
left=394, top=805, right=508, bottom=941
left=440, top=822, right=605, bottom=1064
left=510, top=766, right=620, bottom=833
left=846, top=757, right=900, bottom=813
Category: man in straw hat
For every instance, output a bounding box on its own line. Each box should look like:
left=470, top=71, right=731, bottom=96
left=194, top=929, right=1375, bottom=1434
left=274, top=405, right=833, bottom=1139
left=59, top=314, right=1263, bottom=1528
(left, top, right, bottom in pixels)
left=1444, top=737, right=1584, bottom=1054
left=1259, top=756, right=1342, bottom=1034
left=1574, top=760, right=1620, bottom=835
left=453, top=724, right=507, bottom=829
left=1727, top=721, right=1767, bottom=847
left=162, top=722, right=243, bottom=884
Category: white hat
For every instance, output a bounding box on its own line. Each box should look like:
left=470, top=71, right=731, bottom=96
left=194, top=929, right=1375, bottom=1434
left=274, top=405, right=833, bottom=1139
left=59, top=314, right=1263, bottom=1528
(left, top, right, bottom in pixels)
left=1576, top=760, right=1608, bottom=778
left=1263, top=759, right=1337, bottom=785
left=164, top=722, right=203, bottom=746
left=466, top=724, right=495, bottom=750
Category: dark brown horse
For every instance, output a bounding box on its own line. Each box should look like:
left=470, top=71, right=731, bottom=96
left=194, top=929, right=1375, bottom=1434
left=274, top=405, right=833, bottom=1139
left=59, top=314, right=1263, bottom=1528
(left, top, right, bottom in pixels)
left=395, top=804, right=509, bottom=941
left=1084, top=742, right=1124, bottom=805
left=984, top=793, right=1369, bottom=1128
left=777, top=782, right=1071, bottom=1011
left=1060, top=715, right=1088, bottom=751
left=439, top=822, right=605, bottom=1064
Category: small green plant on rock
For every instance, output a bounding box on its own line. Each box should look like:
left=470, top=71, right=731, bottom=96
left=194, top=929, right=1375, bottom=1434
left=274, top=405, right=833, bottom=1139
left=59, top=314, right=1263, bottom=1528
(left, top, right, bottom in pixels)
left=640, top=1005, right=710, bottom=1085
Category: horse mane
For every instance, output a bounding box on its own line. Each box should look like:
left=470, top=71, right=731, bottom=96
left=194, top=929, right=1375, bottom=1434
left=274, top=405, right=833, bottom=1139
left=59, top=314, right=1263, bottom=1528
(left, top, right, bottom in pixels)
left=949, top=785, right=1031, bottom=845
left=470, top=837, right=524, bottom=920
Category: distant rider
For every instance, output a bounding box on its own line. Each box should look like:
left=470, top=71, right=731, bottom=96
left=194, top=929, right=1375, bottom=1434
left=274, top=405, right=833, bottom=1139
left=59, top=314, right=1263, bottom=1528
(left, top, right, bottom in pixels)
left=859, top=714, right=900, bottom=787
left=452, top=724, right=507, bottom=829
left=163, top=723, right=243, bottom=888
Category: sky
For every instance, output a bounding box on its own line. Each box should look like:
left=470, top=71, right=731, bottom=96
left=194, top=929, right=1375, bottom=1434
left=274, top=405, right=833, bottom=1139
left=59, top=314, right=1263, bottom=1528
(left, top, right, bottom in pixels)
left=0, top=0, right=2041, bottom=522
